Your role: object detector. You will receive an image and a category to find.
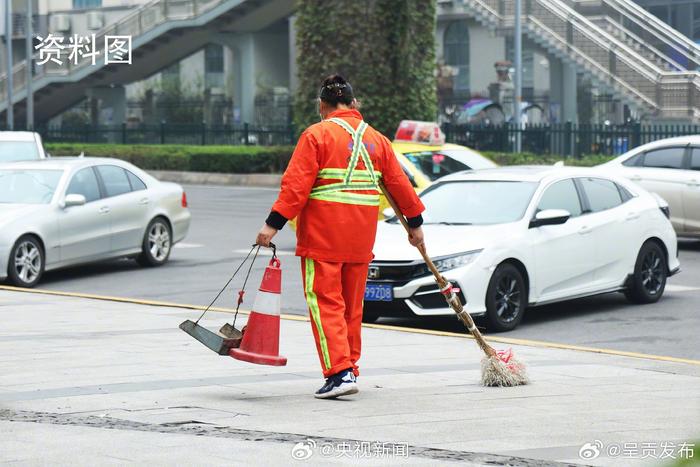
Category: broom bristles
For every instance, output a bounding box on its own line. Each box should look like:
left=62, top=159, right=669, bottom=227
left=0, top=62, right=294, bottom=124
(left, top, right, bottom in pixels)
left=480, top=348, right=529, bottom=387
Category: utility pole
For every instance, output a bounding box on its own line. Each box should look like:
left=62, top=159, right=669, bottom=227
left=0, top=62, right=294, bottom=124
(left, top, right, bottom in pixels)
left=514, top=0, right=522, bottom=153
left=5, top=0, right=13, bottom=129
left=26, top=0, right=32, bottom=130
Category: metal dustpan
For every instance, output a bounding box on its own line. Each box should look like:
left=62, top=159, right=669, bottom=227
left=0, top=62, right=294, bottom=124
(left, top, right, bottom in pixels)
left=180, top=243, right=268, bottom=357
left=179, top=320, right=243, bottom=356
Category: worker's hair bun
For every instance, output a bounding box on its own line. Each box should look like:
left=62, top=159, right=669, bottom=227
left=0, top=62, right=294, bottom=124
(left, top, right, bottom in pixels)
left=320, top=74, right=354, bottom=106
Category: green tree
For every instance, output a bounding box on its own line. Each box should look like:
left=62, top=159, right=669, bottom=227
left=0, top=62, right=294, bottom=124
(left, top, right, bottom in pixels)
left=294, top=0, right=437, bottom=137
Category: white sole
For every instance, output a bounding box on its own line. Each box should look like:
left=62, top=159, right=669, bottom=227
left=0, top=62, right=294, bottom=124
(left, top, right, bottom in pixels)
left=314, top=382, right=359, bottom=399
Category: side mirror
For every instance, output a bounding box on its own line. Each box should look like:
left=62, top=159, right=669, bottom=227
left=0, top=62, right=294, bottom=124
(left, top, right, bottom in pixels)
left=529, top=209, right=570, bottom=228
left=382, top=207, right=395, bottom=219
left=63, top=193, right=86, bottom=208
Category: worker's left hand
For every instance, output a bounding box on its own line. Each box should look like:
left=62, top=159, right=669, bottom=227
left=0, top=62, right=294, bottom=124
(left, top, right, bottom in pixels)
left=256, top=223, right=278, bottom=247
left=408, top=226, right=424, bottom=248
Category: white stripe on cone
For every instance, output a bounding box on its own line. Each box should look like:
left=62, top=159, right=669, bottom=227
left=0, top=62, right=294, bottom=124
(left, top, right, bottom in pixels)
left=251, top=290, right=281, bottom=316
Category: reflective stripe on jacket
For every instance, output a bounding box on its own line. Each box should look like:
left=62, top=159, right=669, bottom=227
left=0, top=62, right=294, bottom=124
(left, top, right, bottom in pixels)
left=272, top=108, right=424, bottom=263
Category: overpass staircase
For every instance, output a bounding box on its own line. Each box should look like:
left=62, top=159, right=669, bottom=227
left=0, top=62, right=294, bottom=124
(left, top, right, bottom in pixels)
left=0, top=0, right=293, bottom=125
left=463, top=0, right=700, bottom=120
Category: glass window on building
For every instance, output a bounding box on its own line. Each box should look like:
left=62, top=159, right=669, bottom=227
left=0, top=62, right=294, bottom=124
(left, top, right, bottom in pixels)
left=444, top=20, right=470, bottom=93
left=646, top=3, right=687, bottom=35
left=205, top=44, right=225, bottom=88
left=648, top=5, right=669, bottom=23
left=73, top=0, right=102, bottom=8
left=694, top=4, right=700, bottom=43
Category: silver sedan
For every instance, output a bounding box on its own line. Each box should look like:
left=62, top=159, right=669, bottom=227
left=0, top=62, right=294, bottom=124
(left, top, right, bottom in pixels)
left=0, top=157, right=191, bottom=287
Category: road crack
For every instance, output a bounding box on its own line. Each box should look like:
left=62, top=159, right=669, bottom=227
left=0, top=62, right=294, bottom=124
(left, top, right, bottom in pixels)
left=0, top=408, right=584, bottom=466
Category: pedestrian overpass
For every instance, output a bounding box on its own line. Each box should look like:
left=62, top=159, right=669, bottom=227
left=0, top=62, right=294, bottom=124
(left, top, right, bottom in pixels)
left=0, top=0, right=295, bottom=127
left=2, top=0, right=700, bottom=125
left=463, top=0, right=700, bottom=121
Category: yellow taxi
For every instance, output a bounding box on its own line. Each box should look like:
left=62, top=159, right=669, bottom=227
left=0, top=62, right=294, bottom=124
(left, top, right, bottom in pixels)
left=380, top=120, right=497, bottom=217
left=290, top=121, right=496, bottom=228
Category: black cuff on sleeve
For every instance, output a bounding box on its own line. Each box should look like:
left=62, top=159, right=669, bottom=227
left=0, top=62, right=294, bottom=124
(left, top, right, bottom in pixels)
left=265, top=211, right=288, bottom=230
left=407, top=214, right=423, bottom=228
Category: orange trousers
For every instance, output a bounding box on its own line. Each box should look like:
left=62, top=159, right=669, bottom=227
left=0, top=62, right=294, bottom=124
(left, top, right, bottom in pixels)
left=301, top=257, right=369, bottom=378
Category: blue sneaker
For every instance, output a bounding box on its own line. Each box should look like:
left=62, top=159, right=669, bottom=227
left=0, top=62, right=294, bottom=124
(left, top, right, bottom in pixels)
left=314, top=369, right=359, bottom=399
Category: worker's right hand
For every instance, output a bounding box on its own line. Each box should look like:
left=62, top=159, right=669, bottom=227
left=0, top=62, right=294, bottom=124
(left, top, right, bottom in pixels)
left=408, top=226, right=425, bottom=248
left=256, top=223, right=278, bottom=247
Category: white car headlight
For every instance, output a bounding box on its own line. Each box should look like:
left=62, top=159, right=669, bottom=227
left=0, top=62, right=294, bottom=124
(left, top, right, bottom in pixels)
left=433, top=250, right=482, bottom=272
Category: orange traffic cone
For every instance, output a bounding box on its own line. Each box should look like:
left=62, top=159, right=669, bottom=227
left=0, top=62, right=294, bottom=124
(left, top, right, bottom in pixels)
left=230, top=257, right=287, bottom=366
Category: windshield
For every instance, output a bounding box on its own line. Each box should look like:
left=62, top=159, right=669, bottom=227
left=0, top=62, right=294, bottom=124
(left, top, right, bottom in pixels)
left=414, top=181, right=538, bottom=225
left=0, top=169, right=63, bottom=204
left=0, top=141, right=41, bottom=162
left=403, top=149, right=494, bottom=181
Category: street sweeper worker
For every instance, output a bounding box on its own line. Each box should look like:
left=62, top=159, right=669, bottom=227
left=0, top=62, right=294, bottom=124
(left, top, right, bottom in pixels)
left=255, top=74, right=426, bottom=399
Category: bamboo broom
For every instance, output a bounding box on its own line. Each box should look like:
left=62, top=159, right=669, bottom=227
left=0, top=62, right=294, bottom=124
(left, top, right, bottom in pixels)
left=378, top=182, right=528, bottom=387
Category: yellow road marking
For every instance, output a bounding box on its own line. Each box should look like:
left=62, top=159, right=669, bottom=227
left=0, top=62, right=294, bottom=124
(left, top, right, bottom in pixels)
left=2, top=285, right=699, bottom=366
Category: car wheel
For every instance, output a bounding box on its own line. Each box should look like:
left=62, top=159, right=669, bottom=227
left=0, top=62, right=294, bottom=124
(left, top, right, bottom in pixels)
left=485, top=263, right=527, bottom=332
left=8, top=235, right=44, bottom=288
left=624, top=241, right=667, bottom=304
left=137, top=217, right=172, bottom=267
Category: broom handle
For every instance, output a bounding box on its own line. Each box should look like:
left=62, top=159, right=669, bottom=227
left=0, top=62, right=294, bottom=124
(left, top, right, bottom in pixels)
left=378, top=182, right=496, bottom=357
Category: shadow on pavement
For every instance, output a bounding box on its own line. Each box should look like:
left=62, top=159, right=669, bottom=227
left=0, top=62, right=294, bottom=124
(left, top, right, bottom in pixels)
left=375, top=291, right=685, bottom=336
left=678, top=238, right=700, bottom=251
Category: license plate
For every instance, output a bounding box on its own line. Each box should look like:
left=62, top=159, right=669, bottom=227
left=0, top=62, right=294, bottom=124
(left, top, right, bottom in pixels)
left=364, top=283, right=393, bottom=302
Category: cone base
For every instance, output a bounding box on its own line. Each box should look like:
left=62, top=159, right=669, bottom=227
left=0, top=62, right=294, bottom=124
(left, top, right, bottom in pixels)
left=230, top=348, right=287, bottom=366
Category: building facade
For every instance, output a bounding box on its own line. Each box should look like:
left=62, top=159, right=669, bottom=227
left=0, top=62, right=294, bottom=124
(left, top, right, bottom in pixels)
left=2, top=0, right=699, bottom=128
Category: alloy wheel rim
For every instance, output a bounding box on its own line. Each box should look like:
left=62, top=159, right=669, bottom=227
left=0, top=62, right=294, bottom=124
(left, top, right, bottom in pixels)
left=641, top=250, right=663, bottom=295
left=495, top=275, right=521, bottom=323
left=14, top=241, right=41, bottom=283
left=148, top=223, right=170, bottom=261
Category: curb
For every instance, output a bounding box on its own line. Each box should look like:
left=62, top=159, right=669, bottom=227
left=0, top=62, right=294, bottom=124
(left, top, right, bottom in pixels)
left=148, top=170, right=282, bottom=188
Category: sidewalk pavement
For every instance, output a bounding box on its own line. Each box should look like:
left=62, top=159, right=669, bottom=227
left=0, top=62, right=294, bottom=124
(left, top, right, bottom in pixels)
left=0, top=288, right=698, bottom=466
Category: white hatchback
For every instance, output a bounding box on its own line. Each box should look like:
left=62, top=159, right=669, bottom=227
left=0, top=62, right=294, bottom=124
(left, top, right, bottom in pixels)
left=600, top=136, right=700, bottom=237
left=366, top=166, right=680, bottom=331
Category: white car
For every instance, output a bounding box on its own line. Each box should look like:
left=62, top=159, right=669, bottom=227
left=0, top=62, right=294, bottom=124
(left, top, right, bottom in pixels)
left=366, top=166, right=680, bottom=331
left=600, top=136, right=700, bottom=237
left=0, top=131, right=47, bottom=161
left=0, top=157, right=191, bottom=287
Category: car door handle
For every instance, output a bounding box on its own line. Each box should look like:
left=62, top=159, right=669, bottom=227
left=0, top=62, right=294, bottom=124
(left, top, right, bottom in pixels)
left=689, top=179, right=700, bottom=187
left=630, top=175, right=642, bottom=181
left=139, top=197, right=150, bottom=205
left=578, top=225, right=593, bottom=235
left=625, top=211, right=640, bottom=221
left=99, top=206, right=110, bottom=214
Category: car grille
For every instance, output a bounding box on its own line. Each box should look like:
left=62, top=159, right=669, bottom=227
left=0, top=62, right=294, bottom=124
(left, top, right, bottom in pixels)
left=367, top=260, right=430, bottom=284
left=410, top=283, right=466, bottom=309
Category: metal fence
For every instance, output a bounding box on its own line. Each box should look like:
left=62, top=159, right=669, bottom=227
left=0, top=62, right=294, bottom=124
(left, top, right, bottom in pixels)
left=443, top=122, right=700, bottom=157
left=38, top=123, right=297, bottom=146
left=28, top=121, right=700, bottom=156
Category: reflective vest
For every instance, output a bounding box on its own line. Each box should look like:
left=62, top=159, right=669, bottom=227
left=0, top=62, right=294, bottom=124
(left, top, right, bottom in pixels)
left=271, top=108, right=424, bottom=263
left=308, top=118, right=382, bottom=207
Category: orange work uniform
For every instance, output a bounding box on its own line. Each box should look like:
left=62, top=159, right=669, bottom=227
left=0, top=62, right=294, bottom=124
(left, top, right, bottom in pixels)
left=271, top=108, right=424, bottom=377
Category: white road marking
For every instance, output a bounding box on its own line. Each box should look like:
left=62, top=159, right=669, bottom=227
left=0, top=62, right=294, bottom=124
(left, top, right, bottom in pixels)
left=174, top=243, right=204, bottom=249
left=665, top=284, right=700, bottom=293
left=232, top=248, right=295, bottom=256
